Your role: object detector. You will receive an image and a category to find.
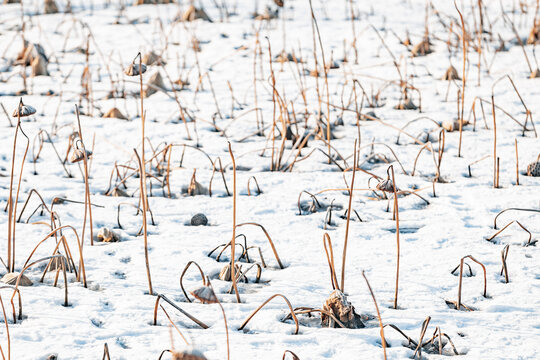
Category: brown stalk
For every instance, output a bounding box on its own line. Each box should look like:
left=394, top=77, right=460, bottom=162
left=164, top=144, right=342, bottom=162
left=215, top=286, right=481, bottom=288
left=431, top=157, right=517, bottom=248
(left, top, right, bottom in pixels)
left=0, top=287, right=21, bottom=324
left=116, top=202, right=155, bottom=232
left=515, top=139, right=519, bottom=185
left=247, top=176, right=262, bottom=196
left=282, top=350, right=300, bottom=360
left=362, top=271, right=387, bottom=360
left=455, top=0, right=467, bottom=157
left=323, top=233, right=339, bottom=291
left=102, top=343, right=110, bottom=360
left=413, top=316, right=430, bottom=359
left=75, top=108, right=94, bottom=246
left=0, top=293, right=9, bottom=360
left=134, top=149, right=153, bottom=295
left=16, top=189, right=50, bottom=223
left=153, top=294, right=208, bottom=329
left=340, top=140, right=357, bottom=292
left=493, top=208, right=540, bottom=229
left=501, top=245, right=510, bottom=283
left=308, top=0, right=332, bottom=162
left=487, top=220, right=532, bottom=245
left=238, top=294, right=299, bottom=334
left=490, top=92, right=497, bottom=188
left=7, top=107, right=30, bottom=272
left=228, top=142, right=241, bottom=303
left=21, top=225, right=86, bottom=286
left=12, top=255, right=68, bottom=310
left=390, top=165, right=400, bottom=309
left=457, top=255, right=487, bottom=310
left=236, top=223, right=284, bottom=269
left=179, top=261, right=207, bottom=303
left=158, top=305, right=189, bottom=346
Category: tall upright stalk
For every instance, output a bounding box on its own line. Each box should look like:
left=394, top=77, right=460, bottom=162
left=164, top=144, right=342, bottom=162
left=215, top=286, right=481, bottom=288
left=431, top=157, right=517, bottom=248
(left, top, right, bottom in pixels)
left=228, top=142, right=241, bottom=303
left=390, top=165, right=400, bottom=309
left=8, top=101, right=30, bottom=272
left=455, top=0, right=467, bottom=157
left=340, top=140, right=357, bottom=293
left=75, top=107, right=94, bottom=247
left=134, top=149, right=153, bottom=295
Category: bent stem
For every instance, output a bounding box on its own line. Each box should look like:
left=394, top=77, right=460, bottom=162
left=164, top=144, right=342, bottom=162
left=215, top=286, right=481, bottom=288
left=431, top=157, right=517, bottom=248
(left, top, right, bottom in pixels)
left=362, top=271, right=387, bottom=360
left=238, top=294, right=299, bottom=334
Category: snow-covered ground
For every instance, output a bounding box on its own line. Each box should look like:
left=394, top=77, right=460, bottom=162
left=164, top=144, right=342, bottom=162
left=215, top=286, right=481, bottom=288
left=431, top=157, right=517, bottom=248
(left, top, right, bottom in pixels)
left=0, top=0, right=539, bottom=359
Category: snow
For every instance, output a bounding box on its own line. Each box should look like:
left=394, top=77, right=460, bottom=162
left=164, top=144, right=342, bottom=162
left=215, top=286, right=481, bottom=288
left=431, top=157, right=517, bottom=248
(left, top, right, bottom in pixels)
left=0, top=0, right=539, bottom=359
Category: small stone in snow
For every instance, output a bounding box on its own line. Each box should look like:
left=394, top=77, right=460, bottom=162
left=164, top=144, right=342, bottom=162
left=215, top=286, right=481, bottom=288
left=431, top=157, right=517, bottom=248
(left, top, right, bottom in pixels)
left=191, top=213, right=208, bottom=226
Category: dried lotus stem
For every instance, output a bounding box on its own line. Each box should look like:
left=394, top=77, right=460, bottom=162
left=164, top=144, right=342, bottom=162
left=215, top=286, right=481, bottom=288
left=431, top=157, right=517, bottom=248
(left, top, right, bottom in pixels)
left=13, top=255, right=68, bottom=308
left=238, top=294, right=299, bottom=334
left=515, top=139, right=519, bottom=185
left=134, top=149, right=153, bottom=295
left=413, top=316, right=431, bottom=359
left=75, top=107, right=94, bottom=247
left=102, top=343, right=110, bottom=360
left=116, top=202, right=155, bottom=232
left=487, top=220, right=532, bottom=245
left=297, top=190, right=321, bottom=215
left=282, top=350, right=300, bottom=360
left=8, top=99, right=31, bottom=272
left=455, top=0, right=467, bottom=157
left=179, top=261, right=207, bottom=303
left=228, top=142, right=241, bottom=303
left=457, top=255, right=487, bottom=310
left=0, top=286, right=22, bottom=323
left=158, top=305, right=189, bottom=346
left=152, top=294, right=208, bottom=329
left=21, top=225, right=86, bottom=287
left=362, top=271, right=387, bottom=360
left=340, top=140, right=357, bottom=292
left=493, top=208, right=540, bottom=229
left=501, top=245, right=510, bottom=283
left=236, top=222, right=284, bottom=268
left=16, top=189, right=50, bottom=223
left=247, top=176, right=262, bottom=196
left=0, top=293, right=9, bottom=360
left=323, top=233, right=339, bottom=290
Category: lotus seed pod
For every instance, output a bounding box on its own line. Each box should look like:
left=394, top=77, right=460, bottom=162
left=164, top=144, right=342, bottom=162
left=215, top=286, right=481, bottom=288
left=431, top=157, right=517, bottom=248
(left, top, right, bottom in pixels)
left=376, top=178, right=397, bottom=193
left=172, top=347, right=208, bottom=360
left=321, top=290, right=364, bottom=329
left=12, top=100, right=36, bottom=117
left=44, top=0, right=58, bottom=14
left=124, top=63, right=146, bottom=76
left=218, top=264, right=246, bottom=282
left=142, top=51, right=163, bottom=66
left=527, top=161, right=540, bottom=177
left=103, top=107, right=127, bottom=120
left=70, top=148, right=92, bottom=163
left=442, top=119, right=468, bottom=132
left=143, top=71, right=166, bottom=97
left=442, top=65, right=460, bottom=80
left=191, top=213, right=208, bottom=226
left=182, top=5, right=212, bottom=22
left=97, top=227, right=120, bottom=242
left=31, top=54, right=49, bottom=76
left=190, top=284, right=218, bottom=304
left=411, top=38, right=432, bottom=57
left=1, top=272, right=33, bottom=286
